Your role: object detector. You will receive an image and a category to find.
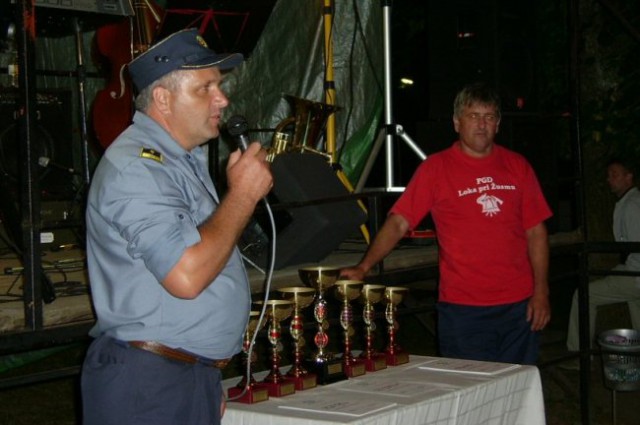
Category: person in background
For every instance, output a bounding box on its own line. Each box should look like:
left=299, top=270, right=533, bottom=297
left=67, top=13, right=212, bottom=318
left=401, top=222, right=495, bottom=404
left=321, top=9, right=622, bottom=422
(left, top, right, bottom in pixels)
left=81, top=29, right=272, bottom=425
left=566, top=158, right=640, bottom=353
left=341, top=82, right=552, bottom=365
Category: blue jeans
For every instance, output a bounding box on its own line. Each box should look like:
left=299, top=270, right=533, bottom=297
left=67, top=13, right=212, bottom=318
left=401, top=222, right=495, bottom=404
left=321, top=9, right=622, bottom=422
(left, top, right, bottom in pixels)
left=437, top=299, right=539, bottom=365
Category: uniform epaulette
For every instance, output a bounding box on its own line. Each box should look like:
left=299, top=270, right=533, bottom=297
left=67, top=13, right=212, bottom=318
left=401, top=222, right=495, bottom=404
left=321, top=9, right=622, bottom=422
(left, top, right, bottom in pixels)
left=140, top=148, right=163, bottom=163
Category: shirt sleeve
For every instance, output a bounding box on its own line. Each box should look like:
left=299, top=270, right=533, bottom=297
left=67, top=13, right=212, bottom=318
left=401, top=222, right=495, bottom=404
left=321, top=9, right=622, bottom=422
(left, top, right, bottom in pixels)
left=389, top=159, right=435, bottom=230
left=98, top=159, right=202, bottom=282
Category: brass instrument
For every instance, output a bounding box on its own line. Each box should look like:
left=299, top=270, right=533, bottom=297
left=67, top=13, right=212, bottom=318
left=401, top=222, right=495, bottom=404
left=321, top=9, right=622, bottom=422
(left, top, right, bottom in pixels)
left=267, top=95, right=339, bottom=162
left=266, top=94, right=371, bottom=246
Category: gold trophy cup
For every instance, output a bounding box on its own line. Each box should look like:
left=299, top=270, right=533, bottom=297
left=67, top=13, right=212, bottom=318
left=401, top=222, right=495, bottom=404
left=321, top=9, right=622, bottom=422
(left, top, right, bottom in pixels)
left=254, top=299, right=296, bottom=397
left=277, top=286, right=318, bottom=390
left=298, top=266, right=347, bottom=385
left=334, top=279, right=366, bottom=377
left=384, top=286, right=410, bottom=366
left=228, top=311, right=269, bottom=404
left=359, top=284, right=388, bottom=372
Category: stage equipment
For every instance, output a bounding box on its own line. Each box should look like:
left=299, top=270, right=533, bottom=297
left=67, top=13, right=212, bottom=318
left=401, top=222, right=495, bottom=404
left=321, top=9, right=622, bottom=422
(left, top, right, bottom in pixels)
left=322, top=0, right=338, bottom=162
left=318, top=1, right=371, bottom=244
left=355, top=0, right=426, bottom=193
left=34, top=0, right=134, bottom=16
left=0, top=90, right=74, bottom=198
left=240, top=151, right=366, bottom=270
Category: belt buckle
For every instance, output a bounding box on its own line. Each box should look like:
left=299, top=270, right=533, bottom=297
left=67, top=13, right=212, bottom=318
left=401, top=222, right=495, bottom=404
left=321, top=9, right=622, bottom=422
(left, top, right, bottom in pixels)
left=210, top=358, right=230, bottom=369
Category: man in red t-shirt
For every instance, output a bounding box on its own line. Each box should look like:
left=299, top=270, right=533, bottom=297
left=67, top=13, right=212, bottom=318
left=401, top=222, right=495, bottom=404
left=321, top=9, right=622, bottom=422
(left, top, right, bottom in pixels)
left=342, top=83, right=552, bottom=365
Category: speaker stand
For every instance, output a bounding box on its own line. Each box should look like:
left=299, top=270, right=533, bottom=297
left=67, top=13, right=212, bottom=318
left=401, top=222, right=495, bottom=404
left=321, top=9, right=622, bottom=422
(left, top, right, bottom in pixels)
left=72, top=17, right=92, bottom=186
left=355, top=0, right=426, bottom=193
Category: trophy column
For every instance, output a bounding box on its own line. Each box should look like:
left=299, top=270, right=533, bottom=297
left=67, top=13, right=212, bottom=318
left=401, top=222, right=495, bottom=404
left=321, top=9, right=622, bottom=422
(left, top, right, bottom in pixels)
left=255, top=300, right=296, bottom=397
left=298, top=266, right=347, bottom=385
left=359, top=284, right=388, bottom=372
left=384, top=286, right=410, bottom=366
left=228, top=311, right=269, bottom=404
left=334, top=279, right=366, bottom=377
left=278, top=286, right=318, bottom=390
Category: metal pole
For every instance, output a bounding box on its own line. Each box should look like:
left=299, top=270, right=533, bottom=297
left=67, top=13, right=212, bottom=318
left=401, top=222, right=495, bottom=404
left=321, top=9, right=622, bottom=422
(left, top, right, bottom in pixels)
left=381, top=0, right=395, bottom=190
left=73, top=18, right=91, bottom=185
left=568, top=0, right=592, bottom=423
left=323, top=0, right=337, bottom=163
left=15, top=0, right=47, bottom=329
left=356, top=0, right=426, bottom=193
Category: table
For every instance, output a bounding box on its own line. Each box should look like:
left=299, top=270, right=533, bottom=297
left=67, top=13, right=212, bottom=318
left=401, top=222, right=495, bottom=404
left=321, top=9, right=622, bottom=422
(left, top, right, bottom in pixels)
left=222, top=356, right=546, bottom=425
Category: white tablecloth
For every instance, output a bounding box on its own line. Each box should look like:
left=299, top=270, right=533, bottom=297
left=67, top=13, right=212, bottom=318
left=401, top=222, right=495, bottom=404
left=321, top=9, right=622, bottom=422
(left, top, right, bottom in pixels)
left=222, top=356, right=546, bottom=425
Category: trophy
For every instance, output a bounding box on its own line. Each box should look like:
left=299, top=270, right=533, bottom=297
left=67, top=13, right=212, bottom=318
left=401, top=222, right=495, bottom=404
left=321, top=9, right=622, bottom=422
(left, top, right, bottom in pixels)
left=298, top=266, right=347, bottom=385
left=255, top=299, right=296, bottom=397
left=277, top=286, right=318, bottom=390
left=227, top=311, right=269, bottom=404
left=359, top=284, right=388, bottom=372
left=333, top=279, right=366, bottom=377
left=384, top=286, right=410, bottom=366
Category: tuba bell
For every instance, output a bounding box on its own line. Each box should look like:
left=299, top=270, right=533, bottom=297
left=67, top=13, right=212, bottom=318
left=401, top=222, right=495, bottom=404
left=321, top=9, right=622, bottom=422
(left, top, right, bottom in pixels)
left=267, top=95, right=339, bottom=162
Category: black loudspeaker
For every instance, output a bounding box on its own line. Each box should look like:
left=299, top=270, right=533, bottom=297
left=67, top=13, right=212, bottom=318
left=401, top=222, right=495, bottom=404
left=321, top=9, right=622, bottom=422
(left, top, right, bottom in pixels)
left=241, top=152, right=367, bottom=270
left=0, top=89, right=74, bottom=199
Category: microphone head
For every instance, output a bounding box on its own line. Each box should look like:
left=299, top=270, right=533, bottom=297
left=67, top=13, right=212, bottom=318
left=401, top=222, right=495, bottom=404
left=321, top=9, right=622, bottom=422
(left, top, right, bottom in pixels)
left=227, top=115, right=249, bottom=137
left=38, top=156, right=50, bottom=167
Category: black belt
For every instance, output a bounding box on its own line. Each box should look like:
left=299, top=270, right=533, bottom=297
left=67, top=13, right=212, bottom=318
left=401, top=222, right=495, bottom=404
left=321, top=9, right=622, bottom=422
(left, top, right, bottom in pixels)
left=128, top=341, right=231, bottom=369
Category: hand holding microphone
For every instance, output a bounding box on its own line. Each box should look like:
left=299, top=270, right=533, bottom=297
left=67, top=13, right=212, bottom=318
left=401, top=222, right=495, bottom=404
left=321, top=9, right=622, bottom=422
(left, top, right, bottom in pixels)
left=226, top=115, right=251, bottom=152
left=225, top=115, right=273, bottom=202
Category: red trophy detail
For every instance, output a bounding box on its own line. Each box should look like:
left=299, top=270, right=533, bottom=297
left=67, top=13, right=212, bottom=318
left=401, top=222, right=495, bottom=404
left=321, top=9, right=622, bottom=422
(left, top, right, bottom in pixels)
left=278, top=286, right=317, bottom=390
left=299, top=266, right=347, bottom=385
left=359, top=284, right=388, bottom=372
left=255, top=300, right=296, bottom=397
left=228, top=311, right=269, bottom=404
left=334, top=280, right=366, bottom=377
left=384, top=286, right=410, bottom=366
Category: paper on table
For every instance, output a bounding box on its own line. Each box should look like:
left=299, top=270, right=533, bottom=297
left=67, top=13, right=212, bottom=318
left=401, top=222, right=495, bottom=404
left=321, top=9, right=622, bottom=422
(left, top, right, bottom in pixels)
left=418, top=358, right=521, bottom=375
left=337, top=379, right=435, bottom=397
left=278, top=395, right=397, bottom=417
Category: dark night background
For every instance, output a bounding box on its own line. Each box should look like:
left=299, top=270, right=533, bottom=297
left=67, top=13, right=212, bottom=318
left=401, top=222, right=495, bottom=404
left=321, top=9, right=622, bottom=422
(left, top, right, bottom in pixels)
left=1, top=1, right=640, bottom=424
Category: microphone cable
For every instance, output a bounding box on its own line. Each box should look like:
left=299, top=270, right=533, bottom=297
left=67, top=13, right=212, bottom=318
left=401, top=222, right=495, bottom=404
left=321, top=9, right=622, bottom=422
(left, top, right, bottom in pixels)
left=226, top=115, right=277, bottom=402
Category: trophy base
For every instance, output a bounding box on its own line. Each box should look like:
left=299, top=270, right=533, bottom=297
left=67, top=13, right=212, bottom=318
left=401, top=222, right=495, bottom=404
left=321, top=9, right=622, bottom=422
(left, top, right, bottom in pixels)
left=261, top=380, right=296, bottom=397
left=386, top=350, right=410, bottom=366
left=344, top=359, right=366, bottom=378
left=285, top=373, right=318, bottom=391
left=363, top=354, right=388, bottom=372
left=227, top=384, right=269, bottom=404
left=304, top=357, right=347, bottom=385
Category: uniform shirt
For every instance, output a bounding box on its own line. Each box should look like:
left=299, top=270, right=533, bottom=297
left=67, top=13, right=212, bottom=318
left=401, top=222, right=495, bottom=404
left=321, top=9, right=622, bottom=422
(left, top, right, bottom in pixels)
left=86, top=111, right=250, bottom=359
left=613, top=186, right=640, bottom=272
left=391, top=142, right=552, bottom=306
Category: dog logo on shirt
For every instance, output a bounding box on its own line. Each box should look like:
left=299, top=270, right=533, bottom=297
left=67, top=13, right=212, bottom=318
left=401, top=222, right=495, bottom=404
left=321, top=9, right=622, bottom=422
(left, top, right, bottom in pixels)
left=477, top=193, right=503, bottom=216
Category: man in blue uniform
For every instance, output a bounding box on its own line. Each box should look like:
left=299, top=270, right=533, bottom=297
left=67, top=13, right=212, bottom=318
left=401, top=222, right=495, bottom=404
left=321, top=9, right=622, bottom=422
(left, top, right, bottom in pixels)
left=81, top=29, right=273, bottom=425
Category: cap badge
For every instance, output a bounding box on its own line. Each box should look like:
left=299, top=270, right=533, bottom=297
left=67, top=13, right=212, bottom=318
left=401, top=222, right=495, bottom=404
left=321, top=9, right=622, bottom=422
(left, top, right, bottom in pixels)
left=196, top=35, right=208, bottom=48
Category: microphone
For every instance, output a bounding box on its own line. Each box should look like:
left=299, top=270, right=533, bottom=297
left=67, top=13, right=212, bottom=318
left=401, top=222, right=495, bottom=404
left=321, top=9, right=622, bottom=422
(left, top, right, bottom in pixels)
left=38, top=156, right=77, bottom=175
left=226, top=115, right=251, bottom=152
